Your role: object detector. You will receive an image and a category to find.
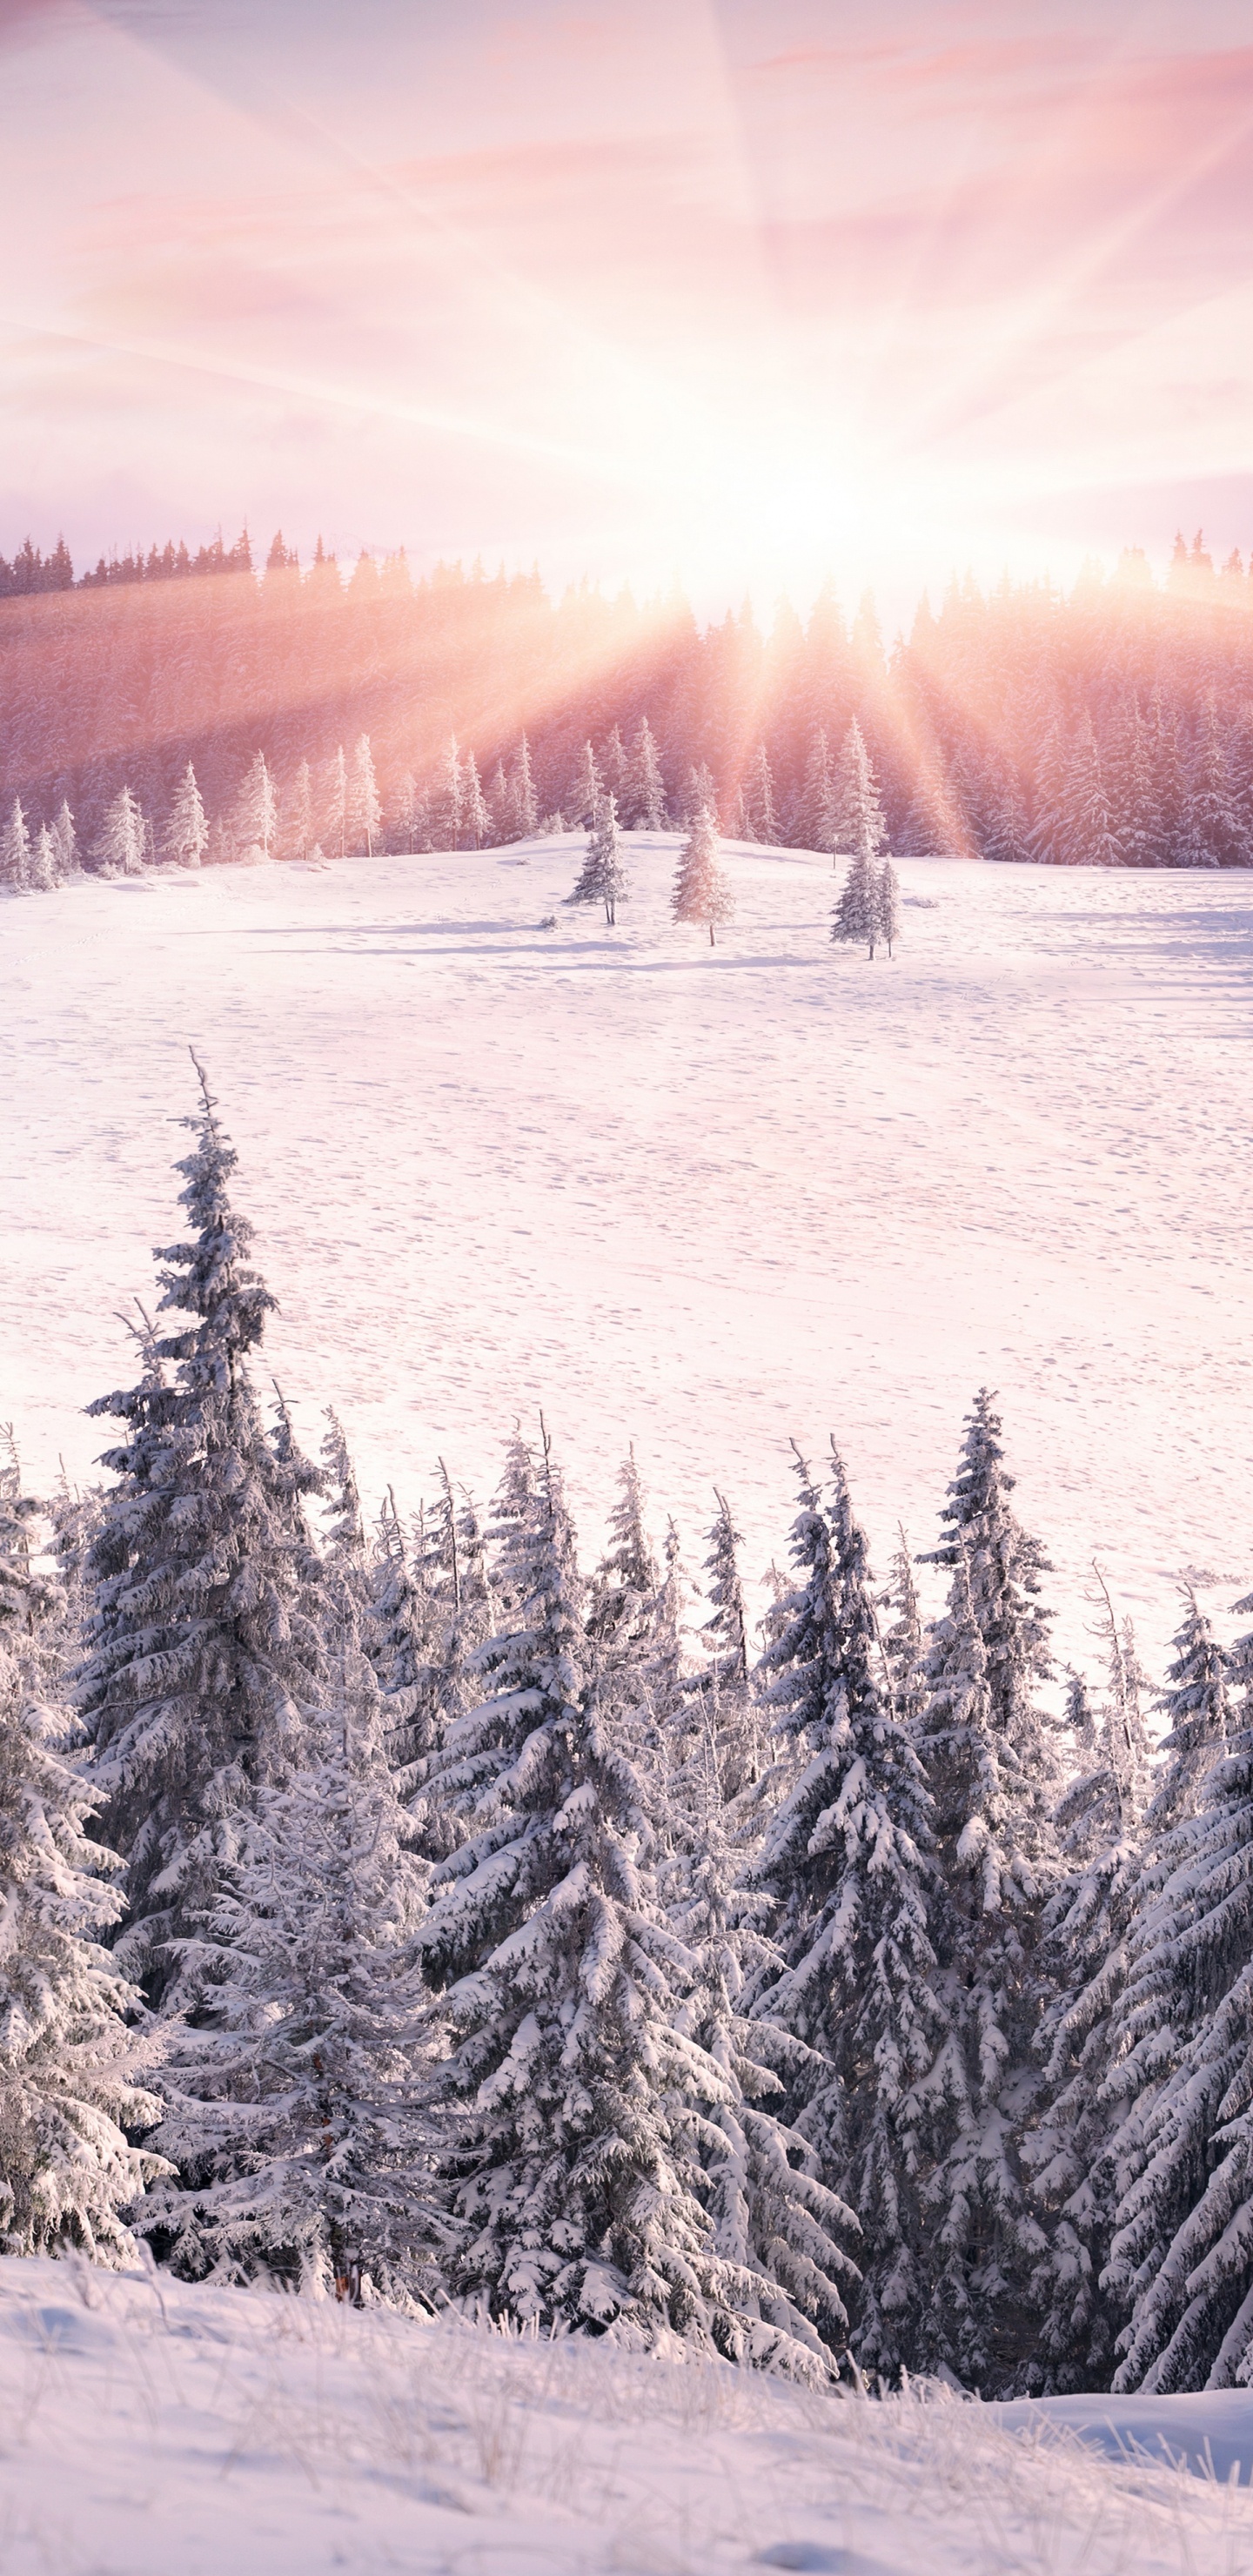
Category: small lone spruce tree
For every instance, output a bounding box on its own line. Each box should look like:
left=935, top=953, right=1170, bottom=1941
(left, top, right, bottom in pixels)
left=672, top=807, right=734, bottom=945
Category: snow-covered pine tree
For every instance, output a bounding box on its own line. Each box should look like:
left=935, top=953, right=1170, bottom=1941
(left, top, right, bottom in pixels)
left=1105, top=700, right=1159, bottom=869
left=234, top=752, right=278, bottom=860
left=671, top=1733, right=860, bottom=2379
left=325, top=745, right=348, bottom=859
left=982, top=764, right=1032, bottom=867
left=1184, top=697, right=1237, bottom=870
left=285, top=760, right=313, bottom=862
left=678, top=760, right=719, bottom=826
left=391, top=1459, right=498, bottom=1822
left=566, top=741, right=603, bottom=828
left=672, top=806, right=734, bottom=944
left=0, top=1449, right=168, bottom=2258
left=880, top=1525, right=928, bottom=1731
left=795, top=728, right=834, bottom=851
left=626, top=717, right=666, bottom=828
left=740, top=746, right=777, bottom=845
left=24, top=822, right=57, bottom=891
left=434, top=737, right=464, bottom=849
left=1104, top=1613, right=1253, bottom=2390
left=1023, top=1576, right=1156, bottom=2390
left=828, top=719, right=887, bottom=862
left=750, top=1445, right=944, bottom=2377
left=417, top=1428, right=847, bottom=2365
left=697, top=1489, right=759, bottom=1794
left=348, top=734, right=380, bottom=856
left=874, top=856, right=901, bottom=956
left=392, top=770, right=419, bottom=855
left=1059, top=715, right=1118, bottom=868
left=568, top=795, right=628, bottom=923
left=589, top=1449, right=657, bottom=1653
left=1028, top=719, right=1069, bottom=865
left=910, top=1541, right=1057, bottom=2391
left=460, top=749, right=489, bottom=849
left=920, top=1388, right=1055, bottom=1761
left=367, top=1490, right=442, bottom=1803
left=0, top=796, right=31, bottom=892
left=832, top=847, right=879, bottom=956
left=160, top=762, right=207, bottom=869
left=139, top=1621, right=435, bottom=2303
left=50, top=799, right=77, bottom=880
left=600, top=723, right=628, bottom=807
left=78, top=1058, right=325, bottom=2005
left=91, top=787, right=145, bottom=877
left=506, top=735, right=539, bottom=839
left=1097, top=1591, right=1233, bottom=2378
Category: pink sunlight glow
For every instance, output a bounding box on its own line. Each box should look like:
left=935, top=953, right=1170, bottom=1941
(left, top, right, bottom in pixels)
left=3, top=1, right=1253, bottom=608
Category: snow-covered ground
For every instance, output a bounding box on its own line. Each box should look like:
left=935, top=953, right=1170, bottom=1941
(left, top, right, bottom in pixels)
left=3, top=836, right=1251, bottom=1677
left=1, top=2257, right=1250, bottom=2576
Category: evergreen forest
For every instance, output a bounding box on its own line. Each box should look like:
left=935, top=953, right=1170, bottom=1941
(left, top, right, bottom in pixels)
left=3, top=1066, right=1252, bottom=2399
left=3, top=527, right=1253, bottom=875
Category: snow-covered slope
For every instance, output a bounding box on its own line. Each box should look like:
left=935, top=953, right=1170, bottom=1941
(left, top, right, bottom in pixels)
left=3, top=838, right=1250, bottom=1674
left=0, top=2257, right=1250, bottom=2575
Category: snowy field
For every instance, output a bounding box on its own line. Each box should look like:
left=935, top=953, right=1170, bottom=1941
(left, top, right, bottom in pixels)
left=1, top=2257, right=1251, bottom=2576
left=3, top=835, right=1251, bottom=1676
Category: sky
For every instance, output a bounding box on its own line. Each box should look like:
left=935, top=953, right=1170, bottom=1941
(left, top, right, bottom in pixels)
left=4, top=0, right=1253, bottom=611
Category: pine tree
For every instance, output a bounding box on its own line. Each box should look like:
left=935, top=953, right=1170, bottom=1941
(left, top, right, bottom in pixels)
left=285, top=760, right=313, bottom=862
left=1023, top=1580, right=1155, bottom=2390
left=27, top=823, right=57, bottom=891
left=828, top=720, right=887, bottom=862
left=0, top=1447, right=168, bottom=2258
left=1060, top=716, right=1118, bottom=867
left=794, top=728, right=834, bottom=852
left=880, top=1526, right=927, bottom=1731
left=690, top=1495, right=760, bottom=1802
left=460, top=749, right=489, bottom=849
left=1026, top=713, right=1069, bottom=865
left=163, top=762, right=209, bottom=869
left=568, top=795, right=628, bottom=923
left=566, top=741, right=603, bottom=828
left=417, top=1432, right=846, bottom=2365
left=600, top=724, right=628, bottom=808
left=78, top=1059, right=325, bottom=2005
left=506, top=735, right=539, bottom=840
left=751, top=1446, right=943, bottom=2377
left=740, top=746, right=777, bottom=845
left=673, top=1741, right=860, bottom=2378
left=1149, top=695, right=1188, bottom=866
left=672, top=807, right=734, bottom=945
left=678, top=760, right=718, bottom=826
left=92, top=785, right=145, bottom=876
left=920, top=1388, right=1055, bottom=1759
left=50, top=799, right=77, bottom=880
left=590, top=1450, right=657, bottom=1652
left=1106, top=1625, right=1253, bottom=2390
left=626, top=717, right=666, bottom=828
left=1185, top=698, right=1236, bottom=869
left=139, top=1626, right=434, bottom=2302
left=874, top=857, right=901, bottom=956
left=320, top=1407, right=366, bottom=1591
left=367, top=1489, right=442, bottom=1800
left=234, top=752, right=278, bottom=860
left=348, top=734, right=381, bottom=856
left=911, top=1544, right=1056, bottom=2390
left=832, top=848, right=879, bottom=956
left=1105, top=701, right=1158, bottom=869
left=0, top=796, right=31, bottom=892
left=392, top=770, right=419, bottom=855
left=325, top=745, right=348, bottom=860
left=982, top=765, right=1032, bottom=866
